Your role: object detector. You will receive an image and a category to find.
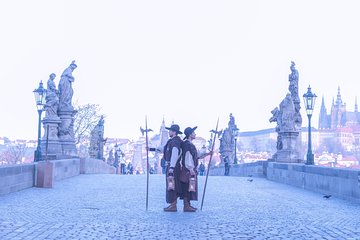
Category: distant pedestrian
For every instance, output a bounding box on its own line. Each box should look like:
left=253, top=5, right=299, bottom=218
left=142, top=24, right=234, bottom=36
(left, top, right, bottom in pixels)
left=127, top=163, right=134, bottom=175
left=198, top=162, right=205, bottom=176
left=120, top=156, right=126, bottom=174
left=160, top=157, right=166, bottom=174
left=224, top=156, right=230, bottom=176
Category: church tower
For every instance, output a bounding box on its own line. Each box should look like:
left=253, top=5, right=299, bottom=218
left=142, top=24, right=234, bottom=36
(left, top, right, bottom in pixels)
left=318, top=96, right=329, bottom=129
left=355, top=97, right=358, bottom=113
left=159, top=117, right=169, bottom=149
left=330, top=87, right=346, bottom=129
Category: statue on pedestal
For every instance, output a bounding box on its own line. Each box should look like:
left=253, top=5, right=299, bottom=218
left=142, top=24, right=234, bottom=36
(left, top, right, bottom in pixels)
left=269, top=62, right=303, bottom=163
left=89, top=115, right=107, bottom=160
left=219, top=113, right=239, bottom=164
left=41, top=73, right=63, bottom=159
left=279, top=93, right=296, bottom=132
left=57, top=61, right=78, bottom=157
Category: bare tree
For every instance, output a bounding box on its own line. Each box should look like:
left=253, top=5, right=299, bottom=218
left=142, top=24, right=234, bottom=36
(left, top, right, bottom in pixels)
left=73, top=103, right=103, bottom=146
left=0, top=144, right=27, bottom=165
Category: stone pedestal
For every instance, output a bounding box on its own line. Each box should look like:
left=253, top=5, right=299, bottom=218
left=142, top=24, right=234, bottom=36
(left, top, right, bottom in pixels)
left=220, top=149, right=233, bottom=165
left=275, top=131, right=303, bottom=163
left=58, top=109, right=77, bottom=157
left=41, top=117, right=62, bottom=160
left=36, top=161, right=54, bottom=188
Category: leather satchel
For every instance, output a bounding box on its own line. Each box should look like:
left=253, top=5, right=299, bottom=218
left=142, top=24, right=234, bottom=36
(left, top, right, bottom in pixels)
left=179, top=167, right=190, bottom=183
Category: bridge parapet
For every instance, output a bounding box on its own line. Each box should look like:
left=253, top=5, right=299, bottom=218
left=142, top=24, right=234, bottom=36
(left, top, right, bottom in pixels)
left=0, top=158, right=116, bottom=196
left=210, top=161, right=360, bottom=203
left=267, top=162, right=360, bottom=203
left=0, top=164, right=35, bottom=195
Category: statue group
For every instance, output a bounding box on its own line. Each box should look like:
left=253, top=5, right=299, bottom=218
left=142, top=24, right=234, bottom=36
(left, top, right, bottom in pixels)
left=269, top=61, right=303, bottom=163
left=219, top=113, right=239, bottom=166
left=40, top=61, right=78, bottom=159
left=89, top=115, right=107, bottom=160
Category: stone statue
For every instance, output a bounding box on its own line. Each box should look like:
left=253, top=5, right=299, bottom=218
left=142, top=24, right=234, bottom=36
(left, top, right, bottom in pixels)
left=58, top=61, right=77, bottom=110
left=269, top=107, right=283, bottom=150
left=229, top=113, right=235, bottom=127
left=219, top=113, right=239, bottom=164
left=89, top=115, right=107, bottom=159
left=269, top=62, right=302, bottom=163
left=270, top=93, right=301, bottom=162
left=220, top=129, right=232, bottom=151
left=288, top=61, right=302, bottom=130
left=276, top=135, right=283, bottom=150
left=58, top=113, right=75, bottom=140
left=288, top=61, right=299, bottom=102
left=269, top=107, right=281, bottom=132
left=279, top=93, right=296, bottom=132
left=294, top=103, right=302, bottom=130
left=44, top=73, right=59, bottom=119
left=107, top=149, right=114, bottom=165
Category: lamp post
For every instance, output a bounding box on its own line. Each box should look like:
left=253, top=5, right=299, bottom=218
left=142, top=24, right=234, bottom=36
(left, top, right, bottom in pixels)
left=233, top=128, right=239, bottom=164
left=33, top=81, right=47, bottom=162
left=303, top=85, right=317, bottom=165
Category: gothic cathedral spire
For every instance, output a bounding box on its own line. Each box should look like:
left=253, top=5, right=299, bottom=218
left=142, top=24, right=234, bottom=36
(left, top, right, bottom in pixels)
left=355, top=97, right=358, bottom=113
left=319, top=96, right=329, bottom=129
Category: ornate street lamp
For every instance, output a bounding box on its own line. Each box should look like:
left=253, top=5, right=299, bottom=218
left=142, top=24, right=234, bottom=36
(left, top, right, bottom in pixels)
left=303, top=85, right=317, bottom=165
left=33, top=81, right=47, bottom=162
left=233, top=128, right=239, bottom=164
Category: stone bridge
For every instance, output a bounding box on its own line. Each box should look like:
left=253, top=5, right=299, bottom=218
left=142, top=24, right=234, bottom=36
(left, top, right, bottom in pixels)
left=1, top=160, right=360, bottom=239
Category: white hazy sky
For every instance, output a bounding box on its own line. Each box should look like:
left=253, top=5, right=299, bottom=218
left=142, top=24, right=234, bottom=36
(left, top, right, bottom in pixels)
left=1, top=0, right=360, bottom=141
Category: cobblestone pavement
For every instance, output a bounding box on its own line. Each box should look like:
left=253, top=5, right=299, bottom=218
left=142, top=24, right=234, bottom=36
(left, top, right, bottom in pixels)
left=1, top=174, right=360, bottom=239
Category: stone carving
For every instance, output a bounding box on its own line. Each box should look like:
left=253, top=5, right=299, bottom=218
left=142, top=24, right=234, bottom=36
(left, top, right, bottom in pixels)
left=288, top=61, right=302, bottom=130
left=288, top=61, right=299, bottom=102
left=219, top=129, right=232, bottom=153
left=276, top=135, right=283, bottom=150
left=89, top=116, right=107, bottom=159
left=107, top=149, right=114, bottom=165
left=38, top=62, right=79, bottom=159
left=58, top=61, right=77, bottom=110
left=219, top=113, right=239, bottom=164
left=279, top=93, right=296, bottom=132
left=269, top=62, right=303, bottom=163
left=269, top=107, right=281, bottom=132
left=44, top=73, right=59, bottom=120
left=58, top=113, right=74, bottom=139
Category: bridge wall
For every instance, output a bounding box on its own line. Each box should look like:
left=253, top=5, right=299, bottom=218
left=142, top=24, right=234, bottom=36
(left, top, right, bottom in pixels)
left=80, top=158, right=116, bottom=174
left=53, top=158, right=81, bottom=181
left=210, top=161, right=360, bottom=203
left=0, top=164, right=35, bottom=195
left=209, top=161, right=267, bottom=178
left=0, top=158, right=116, bottom=196
left=267, top=162, right=360, bottom=203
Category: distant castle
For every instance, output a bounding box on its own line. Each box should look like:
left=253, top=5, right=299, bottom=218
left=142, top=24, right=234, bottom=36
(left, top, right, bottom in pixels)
left=318, top=87, right=360, bottom=152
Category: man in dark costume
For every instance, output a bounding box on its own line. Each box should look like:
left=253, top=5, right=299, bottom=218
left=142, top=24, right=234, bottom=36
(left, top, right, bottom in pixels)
left=180, top=126, right=212, bottom=212
left=161, top=124, right=183, bottom=212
